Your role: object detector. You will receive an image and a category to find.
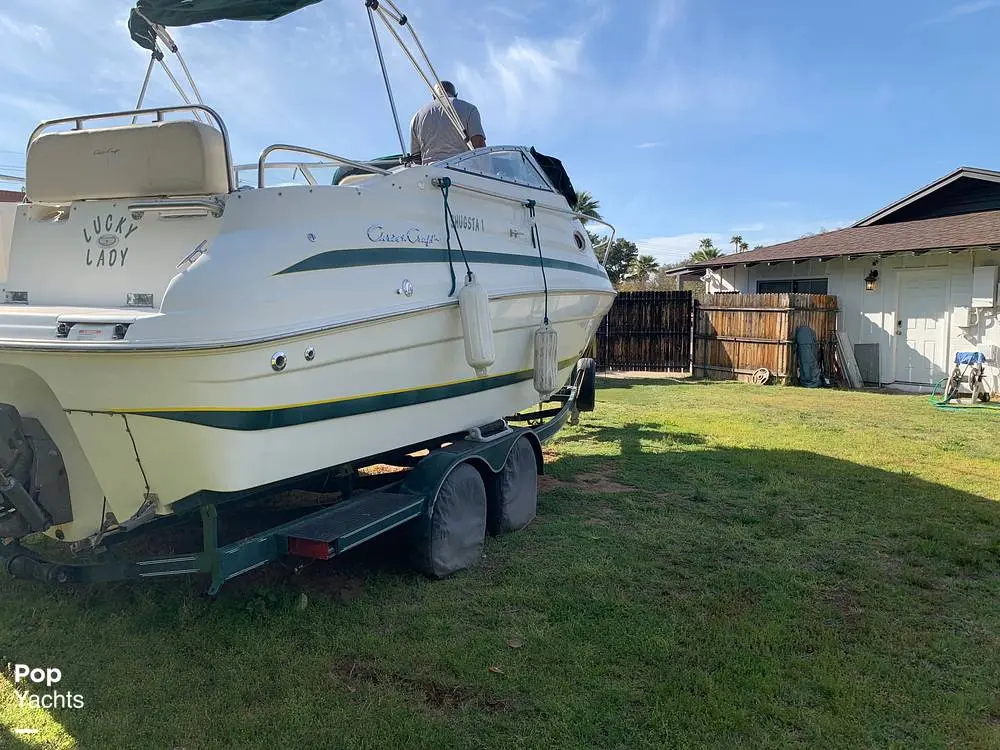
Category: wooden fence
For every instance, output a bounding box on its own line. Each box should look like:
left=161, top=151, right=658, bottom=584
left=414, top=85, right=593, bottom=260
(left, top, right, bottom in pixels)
left=588, top=290, right=692, bottom=371
left=693, top=293, right=839, bottom=383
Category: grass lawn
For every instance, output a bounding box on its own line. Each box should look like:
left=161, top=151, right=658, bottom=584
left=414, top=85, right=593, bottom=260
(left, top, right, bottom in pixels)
left=2, top=379, right=1000, bottom=749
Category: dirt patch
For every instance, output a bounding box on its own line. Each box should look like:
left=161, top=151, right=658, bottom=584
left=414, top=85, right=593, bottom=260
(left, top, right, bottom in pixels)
left=573, top=473, right=637, bottom=494
left=328, top=658, right=508, bottom=713
left=538, top=468, right=637, bottom=495
left=359, top=463, right=406, bottom=476
left=537, top=474, right=567, bottom=492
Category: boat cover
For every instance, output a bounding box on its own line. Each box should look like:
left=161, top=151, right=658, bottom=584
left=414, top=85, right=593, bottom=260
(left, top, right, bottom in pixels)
left=530, top=147, right=577, bottom=209
left=129, top=0, right=322, bottom=51
left=795, top=325, right=821, bottom=388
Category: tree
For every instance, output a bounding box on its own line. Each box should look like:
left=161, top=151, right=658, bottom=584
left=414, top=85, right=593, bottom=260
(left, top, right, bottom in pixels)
left=632, top=254, right=660, bottom=280
left=598, top=237, right=639, bottom=284
left=689, top=237, right=722, bottom=263
left=730, top=235, right=743, bottom=254
left=573, top=190, right=602, bottom=223
left=739, top=240, right=749, bottom=253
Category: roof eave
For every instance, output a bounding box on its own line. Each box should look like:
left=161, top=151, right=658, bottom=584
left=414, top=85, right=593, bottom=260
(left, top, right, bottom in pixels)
left=852, top=167, right=1000, bottom=228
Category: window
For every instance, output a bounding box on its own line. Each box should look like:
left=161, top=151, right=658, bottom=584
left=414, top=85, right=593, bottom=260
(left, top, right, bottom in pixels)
left=757, top=278, right=828, bottom=294
left=448, top=149, right=552, bottom=190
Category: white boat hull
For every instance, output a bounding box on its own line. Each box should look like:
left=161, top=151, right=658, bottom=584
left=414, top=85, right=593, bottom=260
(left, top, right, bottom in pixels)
left=0, top=289, right=612, bottom=542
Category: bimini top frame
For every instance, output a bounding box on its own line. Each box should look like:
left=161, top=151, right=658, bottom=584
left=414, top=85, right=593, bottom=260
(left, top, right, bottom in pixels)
left=124, top=1, right=473, bottom=164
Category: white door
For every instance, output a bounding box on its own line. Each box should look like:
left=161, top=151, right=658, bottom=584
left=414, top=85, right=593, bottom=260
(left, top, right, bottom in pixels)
left=894, top=269, right=948, bottom=384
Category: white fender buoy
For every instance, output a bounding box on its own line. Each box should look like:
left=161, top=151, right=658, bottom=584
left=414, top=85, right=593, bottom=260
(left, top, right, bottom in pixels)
left=533, top=321, right=559, bottom=396
left=458, top=272, right=495, bottom=377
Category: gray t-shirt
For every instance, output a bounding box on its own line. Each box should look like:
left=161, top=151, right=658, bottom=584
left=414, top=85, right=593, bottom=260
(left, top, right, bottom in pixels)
left=409, top=96, right=485, bottom=164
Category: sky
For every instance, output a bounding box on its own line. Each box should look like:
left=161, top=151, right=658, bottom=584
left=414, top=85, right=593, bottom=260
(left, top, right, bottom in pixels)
left=3, top=0, right=1000, bottom=265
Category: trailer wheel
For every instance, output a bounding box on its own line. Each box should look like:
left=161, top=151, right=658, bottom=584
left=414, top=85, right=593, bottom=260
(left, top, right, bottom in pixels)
left=575, top=357, right=597, bottom=412
left=413, top=462, right=487, bottom=579
left=489, top=436, right=538, bottom=536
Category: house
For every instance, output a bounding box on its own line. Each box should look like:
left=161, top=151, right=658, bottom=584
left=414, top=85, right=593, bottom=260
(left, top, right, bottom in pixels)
left=673, top=167, right=1000, bottom=391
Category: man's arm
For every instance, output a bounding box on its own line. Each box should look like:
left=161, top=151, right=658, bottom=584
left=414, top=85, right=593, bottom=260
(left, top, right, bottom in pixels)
left=465, top=105, right=486, bottom=149
left=409, top=115, right=421, bottom=162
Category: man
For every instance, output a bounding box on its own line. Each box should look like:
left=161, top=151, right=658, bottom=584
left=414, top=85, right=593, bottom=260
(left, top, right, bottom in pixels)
left=409, top=80, right=486, bottom=164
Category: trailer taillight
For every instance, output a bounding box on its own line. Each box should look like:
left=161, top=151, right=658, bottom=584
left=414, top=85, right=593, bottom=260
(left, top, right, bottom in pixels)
left=286, top=537, right=331, bottom=560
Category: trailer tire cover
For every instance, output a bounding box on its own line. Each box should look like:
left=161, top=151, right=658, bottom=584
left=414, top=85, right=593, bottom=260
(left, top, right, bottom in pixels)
left=576, top=357, right=597, bottom=412
left=492, top=437, right=538, bottom=535
left=416, top=463, right=487, bottom=579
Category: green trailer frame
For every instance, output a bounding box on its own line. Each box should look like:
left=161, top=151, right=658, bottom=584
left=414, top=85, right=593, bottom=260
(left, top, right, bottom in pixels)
left=1, top=367, right=590, bottom=594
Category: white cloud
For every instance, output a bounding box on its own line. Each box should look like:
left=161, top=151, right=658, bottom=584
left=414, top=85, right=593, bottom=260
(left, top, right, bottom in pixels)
left=635, top=141, right=664, bottom=149
left=926, top=0, right=1000, bottom=22
left=0, top=13, right=52, bottom=52
left=635, top=233, right=728, bottom=265
left=456, top=36, right=584, bottom=134
left=646, top=0, right=684, bottom=57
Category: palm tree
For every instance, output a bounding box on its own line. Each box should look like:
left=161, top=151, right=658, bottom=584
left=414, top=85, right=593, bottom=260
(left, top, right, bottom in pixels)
left=730, top=235, right=744, bottom=254
left=632, top=254, right=660, bottom=283
left=573, top=190, right=602, bottom=223
left=690, top=237, right=722, bottom=263
left=739, top=240, right=749, bottom=253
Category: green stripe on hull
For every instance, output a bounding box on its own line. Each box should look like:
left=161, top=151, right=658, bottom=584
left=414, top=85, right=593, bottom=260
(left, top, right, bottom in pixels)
left=126, top=358, right=580, bottom=431
left=276, top=247, right=609, bottom=280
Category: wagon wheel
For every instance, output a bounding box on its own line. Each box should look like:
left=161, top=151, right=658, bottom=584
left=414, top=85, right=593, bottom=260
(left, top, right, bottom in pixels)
left=943, top=368, right=962, bottom=401
left=751, top=367, right=771, bottom=385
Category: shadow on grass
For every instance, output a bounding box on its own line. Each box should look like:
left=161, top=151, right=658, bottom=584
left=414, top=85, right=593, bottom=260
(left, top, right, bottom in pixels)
left=2, top=429, right=999, bottom=748
left=0, top=727, right=34, bottom=749
left=555, top=422, right=707, bottom=456
left=595, top=375, right=720, bottom=391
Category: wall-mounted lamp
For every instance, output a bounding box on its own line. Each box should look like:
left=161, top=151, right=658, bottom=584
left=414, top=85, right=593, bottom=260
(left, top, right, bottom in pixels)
left=864, top=268, right=879, bottom=291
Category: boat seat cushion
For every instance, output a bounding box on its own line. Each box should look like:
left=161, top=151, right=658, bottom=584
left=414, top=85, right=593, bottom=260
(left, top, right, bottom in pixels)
left=26, top=120, right=230, bottom=203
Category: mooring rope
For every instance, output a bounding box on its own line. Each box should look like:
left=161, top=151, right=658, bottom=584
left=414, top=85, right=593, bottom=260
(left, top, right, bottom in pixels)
left=436, top=177, right=472, bottom=295
left=525, top=199, right=550, bottom=325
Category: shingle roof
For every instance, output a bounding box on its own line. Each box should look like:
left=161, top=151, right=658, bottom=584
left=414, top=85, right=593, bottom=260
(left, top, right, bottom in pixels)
left=680, top=208, right=1000, bottom=271
left=0, top=190, right=24, bottom=203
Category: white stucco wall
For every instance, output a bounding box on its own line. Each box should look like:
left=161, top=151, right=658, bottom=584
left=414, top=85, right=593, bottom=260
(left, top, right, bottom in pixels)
left=713, top=248, right=1000, bottom=391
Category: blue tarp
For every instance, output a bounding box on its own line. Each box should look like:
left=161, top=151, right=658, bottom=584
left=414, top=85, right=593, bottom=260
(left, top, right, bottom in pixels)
left=955, top=351, right=986, bottom=365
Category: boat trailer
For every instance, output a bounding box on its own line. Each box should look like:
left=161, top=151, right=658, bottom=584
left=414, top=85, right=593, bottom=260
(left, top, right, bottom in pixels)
left=1, top=363, right=596, bottom=595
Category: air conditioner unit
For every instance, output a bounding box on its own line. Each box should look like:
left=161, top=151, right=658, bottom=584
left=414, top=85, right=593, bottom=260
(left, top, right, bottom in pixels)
left=954, top=306, right=975, bottom=328
left=972, top=265, right=998, bottom=308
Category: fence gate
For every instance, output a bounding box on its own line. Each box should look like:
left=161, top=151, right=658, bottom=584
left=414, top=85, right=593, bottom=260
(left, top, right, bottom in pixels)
left=594, top=290, right=693, bottom=371
left=693, top=293, right=839, bottom=383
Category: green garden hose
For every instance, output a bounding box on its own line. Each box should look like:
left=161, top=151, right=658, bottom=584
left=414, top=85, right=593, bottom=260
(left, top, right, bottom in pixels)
left=929, top=378, right=1000, bottom=412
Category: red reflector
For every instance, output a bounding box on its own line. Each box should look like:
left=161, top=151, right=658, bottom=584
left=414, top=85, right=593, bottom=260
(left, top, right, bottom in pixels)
left=286, top=537, right=332, bottom=560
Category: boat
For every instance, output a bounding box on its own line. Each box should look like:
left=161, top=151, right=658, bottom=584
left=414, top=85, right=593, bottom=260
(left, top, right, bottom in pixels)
left=0, top=0, right=616, bottom=557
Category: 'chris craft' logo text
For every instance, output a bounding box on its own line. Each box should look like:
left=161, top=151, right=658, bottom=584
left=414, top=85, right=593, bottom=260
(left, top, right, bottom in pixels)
left=367, top=224, right=440, bottom=247
left=9, top=663, right=85, bottom=709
